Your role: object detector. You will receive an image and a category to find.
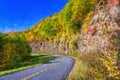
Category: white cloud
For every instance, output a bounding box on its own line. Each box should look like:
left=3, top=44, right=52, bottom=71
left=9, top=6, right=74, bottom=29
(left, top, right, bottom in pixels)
left=13, top=23, right=18, bottom=26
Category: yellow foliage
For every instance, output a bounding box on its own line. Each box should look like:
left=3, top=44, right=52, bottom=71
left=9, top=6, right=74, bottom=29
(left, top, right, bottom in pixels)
left=98, top=51, right=120, bottom=79
left=83, top=50, right=120, bottom=80
left=84, top=11, right=94, bottom=21
left=90, top=0, right=99, bottom=7
left=82, top=23, right=88, bottom=34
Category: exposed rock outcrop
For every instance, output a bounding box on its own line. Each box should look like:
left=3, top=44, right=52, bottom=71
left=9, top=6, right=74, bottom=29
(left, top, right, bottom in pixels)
left=79, top=0, right=120, bottom=54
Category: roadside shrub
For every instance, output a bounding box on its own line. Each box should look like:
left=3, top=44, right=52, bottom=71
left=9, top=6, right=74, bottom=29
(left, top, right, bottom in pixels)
left=0, top=33, right=7, bottom=69
left=0, top=33, right=31, bottom=70
left=81, top=50, right=120, bottom=80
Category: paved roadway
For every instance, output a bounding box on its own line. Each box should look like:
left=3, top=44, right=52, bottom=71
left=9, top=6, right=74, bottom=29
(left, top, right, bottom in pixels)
left=0, top=56, right=75, bottom=80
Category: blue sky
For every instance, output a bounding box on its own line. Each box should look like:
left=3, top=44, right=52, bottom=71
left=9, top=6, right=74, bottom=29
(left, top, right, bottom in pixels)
left=0, top=0, right=68, bottom=33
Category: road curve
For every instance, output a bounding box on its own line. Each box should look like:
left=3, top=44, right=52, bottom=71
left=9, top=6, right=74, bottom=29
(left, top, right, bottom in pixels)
left=0, top=56, right=75, bottom=80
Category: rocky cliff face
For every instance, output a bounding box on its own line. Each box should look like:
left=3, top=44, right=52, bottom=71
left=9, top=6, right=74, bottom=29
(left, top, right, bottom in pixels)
left=30, top=37, right=76, bottom=54
left=79, top=0, right=120, bottom=54
left=30, top=0, right=120, bottom=54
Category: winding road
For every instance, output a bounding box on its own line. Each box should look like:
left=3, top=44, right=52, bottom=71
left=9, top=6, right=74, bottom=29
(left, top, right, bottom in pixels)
left=0, top=56, right=75, bottom=80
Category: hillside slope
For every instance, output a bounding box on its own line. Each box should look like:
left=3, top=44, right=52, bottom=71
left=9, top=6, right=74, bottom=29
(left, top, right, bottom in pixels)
left=19, top=0, right=119, bottom=55
left=19, top=0, right=97, bottom=53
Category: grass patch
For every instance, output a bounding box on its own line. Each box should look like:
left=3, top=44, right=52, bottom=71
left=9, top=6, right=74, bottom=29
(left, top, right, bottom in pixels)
left=67, top=58, right=88, bottom=80
left=0, top=53, right=53, bottom=76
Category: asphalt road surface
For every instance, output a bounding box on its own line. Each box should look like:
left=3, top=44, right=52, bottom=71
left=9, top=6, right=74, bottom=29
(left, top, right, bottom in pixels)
left=0, top=56, right=75, bottom=80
